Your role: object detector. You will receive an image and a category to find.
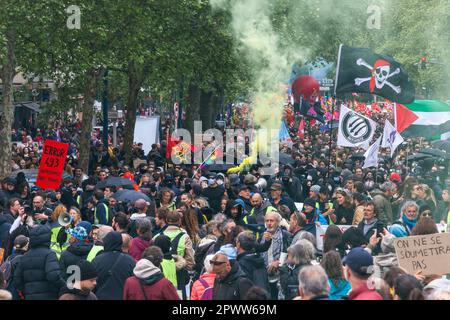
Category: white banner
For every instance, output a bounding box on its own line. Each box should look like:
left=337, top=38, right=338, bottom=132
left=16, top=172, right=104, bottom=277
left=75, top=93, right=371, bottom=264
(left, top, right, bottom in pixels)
left=382, top=119, right=404, bottom=157
left=133, top=116, right=160, bottom=155
left=337, top=105, right=377, bottom=150
left=363, top=136, right=382, bottom=169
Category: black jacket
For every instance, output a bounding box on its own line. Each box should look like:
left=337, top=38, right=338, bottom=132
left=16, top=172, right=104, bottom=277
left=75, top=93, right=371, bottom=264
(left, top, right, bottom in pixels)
left=0, top=215, right=11, bottom=249
left=237, top=252, right=270, bottom=292
left=13, top=225, right=65, bottom=300
left=212, top=261, right=254, bottom=300
left=357, top=219, right=385, bottom=255
left=92, top=232, right=135, bottom=300
left=59, top=241, right=94, bottom=279
left=279, top=263, right=310, bottom=300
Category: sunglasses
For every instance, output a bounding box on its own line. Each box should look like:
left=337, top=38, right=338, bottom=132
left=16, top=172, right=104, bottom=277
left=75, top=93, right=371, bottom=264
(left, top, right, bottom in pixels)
left=210, top=260, right=227, bottom=266
left=421, top=212, right=432, bottom=217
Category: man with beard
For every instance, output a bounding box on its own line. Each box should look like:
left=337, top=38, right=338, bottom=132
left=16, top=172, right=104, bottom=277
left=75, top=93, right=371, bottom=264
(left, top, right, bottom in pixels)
left=269, top=183, right=297, bottom=214
left=259, top=211, right=292, bottom=300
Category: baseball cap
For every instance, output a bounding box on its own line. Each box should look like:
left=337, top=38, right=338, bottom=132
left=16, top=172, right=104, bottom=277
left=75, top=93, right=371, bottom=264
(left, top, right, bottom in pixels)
left=134, top=199, right=148, bottom=210
left=342, top=247, right=374, bottom=277
left=238, top=184, right=250, bottom=192
left=270, top=182, right=282, bottom=191
left=14, top=235, right=30, bottom=251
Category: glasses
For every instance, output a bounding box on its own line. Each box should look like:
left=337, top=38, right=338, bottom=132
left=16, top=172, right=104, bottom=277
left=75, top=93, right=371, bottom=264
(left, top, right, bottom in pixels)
left=210, top=260, right=227, bottom=266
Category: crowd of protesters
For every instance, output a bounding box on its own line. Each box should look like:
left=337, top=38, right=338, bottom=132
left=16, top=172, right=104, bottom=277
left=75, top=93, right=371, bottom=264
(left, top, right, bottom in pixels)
left=0, top=101, right=449, bottom=301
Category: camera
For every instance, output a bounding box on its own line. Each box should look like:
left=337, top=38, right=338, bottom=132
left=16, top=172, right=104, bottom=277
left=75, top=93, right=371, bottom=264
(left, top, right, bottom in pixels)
left=23, top=205, right=34, bottom=216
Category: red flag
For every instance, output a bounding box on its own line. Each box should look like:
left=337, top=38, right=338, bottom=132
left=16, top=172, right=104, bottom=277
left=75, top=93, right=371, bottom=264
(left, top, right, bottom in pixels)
left=395, top=103, right=419, bottom=133
left=297, top=118, right=305, bottom=139
left=166, top=134, right=180, bottom=159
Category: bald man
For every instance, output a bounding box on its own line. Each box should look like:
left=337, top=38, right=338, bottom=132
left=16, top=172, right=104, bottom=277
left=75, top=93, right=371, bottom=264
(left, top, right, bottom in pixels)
left=248, top=193, right=277, bottom=225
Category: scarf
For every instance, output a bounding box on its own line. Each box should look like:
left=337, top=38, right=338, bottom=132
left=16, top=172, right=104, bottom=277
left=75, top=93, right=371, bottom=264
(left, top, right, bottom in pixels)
left=402, top=214, right=417, bottom=233
left=262, top=228, right=283, bottom=267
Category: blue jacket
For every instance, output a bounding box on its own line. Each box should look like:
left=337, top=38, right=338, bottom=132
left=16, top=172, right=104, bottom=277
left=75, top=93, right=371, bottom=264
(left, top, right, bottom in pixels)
left=328, top=279, right=351, bottom=300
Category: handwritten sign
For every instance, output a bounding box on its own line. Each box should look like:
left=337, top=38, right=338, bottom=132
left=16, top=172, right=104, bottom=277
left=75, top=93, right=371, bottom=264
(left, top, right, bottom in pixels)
left=394, top=233, right=450, bottom=276
left=36, top=140, right=69, bottom=190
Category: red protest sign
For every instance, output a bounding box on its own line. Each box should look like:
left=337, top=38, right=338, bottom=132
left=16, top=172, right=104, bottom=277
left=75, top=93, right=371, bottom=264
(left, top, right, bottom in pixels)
left=36, top=139, right=69, bottom=190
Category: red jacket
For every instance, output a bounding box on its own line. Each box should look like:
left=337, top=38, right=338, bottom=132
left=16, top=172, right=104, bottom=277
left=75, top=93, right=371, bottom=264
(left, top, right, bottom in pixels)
left=129, top=237, right=151, bottom=262
left=123, top=275, right=180, bottom=300
left=349, top=283, right=383, bottom=300
left=191, top=273, right=216, bottom=300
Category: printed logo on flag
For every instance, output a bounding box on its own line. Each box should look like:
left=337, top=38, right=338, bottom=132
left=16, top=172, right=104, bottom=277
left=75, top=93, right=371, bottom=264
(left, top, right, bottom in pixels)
left=342, top=111, right=373, bottom=144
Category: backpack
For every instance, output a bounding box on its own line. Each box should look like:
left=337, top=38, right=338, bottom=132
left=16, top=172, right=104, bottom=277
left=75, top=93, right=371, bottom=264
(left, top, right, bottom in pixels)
left=0, top=255, right=19, bottom=287
left=198, top=278, right=213, bottom=300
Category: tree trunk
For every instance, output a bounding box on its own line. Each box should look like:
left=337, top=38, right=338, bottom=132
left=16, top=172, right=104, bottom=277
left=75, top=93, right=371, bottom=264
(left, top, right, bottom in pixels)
left=185, top=84, right=201, bottom=136
left=122, top=61, right=144, bottom=166
left=0, top=30, right=16, bottom=180
left=199, top=90, right=213, bottom=129
left=79, top=68, right=103, bottom=174
left=210, top=94, right=220, bottom=126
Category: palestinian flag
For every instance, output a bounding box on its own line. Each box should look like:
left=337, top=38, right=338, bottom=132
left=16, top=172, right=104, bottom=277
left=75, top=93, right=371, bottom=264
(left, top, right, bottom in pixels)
left=335, top=45, right=415, bottom=104
left=400, top=100, right=450, bottom=140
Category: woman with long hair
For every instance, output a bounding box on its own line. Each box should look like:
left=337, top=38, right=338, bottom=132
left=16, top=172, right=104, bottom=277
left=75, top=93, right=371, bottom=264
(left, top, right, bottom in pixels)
left=323, top=225, right=346, bottom=258
left=178, top=204, right=201, bottom=247
left=321, top=251, right=351, bottom=300
left=334, top=190, right=355, bottom=225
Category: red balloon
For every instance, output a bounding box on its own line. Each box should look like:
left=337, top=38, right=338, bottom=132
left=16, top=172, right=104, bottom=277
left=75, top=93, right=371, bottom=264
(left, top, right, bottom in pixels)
left=292, top=76, right=320, bottom=103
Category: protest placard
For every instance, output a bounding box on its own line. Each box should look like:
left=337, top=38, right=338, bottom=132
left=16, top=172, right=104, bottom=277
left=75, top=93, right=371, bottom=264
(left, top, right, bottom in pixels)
left=394, top=233, right=450, bottom=276
left=316, top=225, right=352, bottom=252
left=36, top=140, right=69, bottom=190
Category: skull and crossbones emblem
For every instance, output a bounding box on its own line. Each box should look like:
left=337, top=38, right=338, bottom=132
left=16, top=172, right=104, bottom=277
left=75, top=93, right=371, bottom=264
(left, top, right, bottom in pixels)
left=355, top=58, right=402, bottom=94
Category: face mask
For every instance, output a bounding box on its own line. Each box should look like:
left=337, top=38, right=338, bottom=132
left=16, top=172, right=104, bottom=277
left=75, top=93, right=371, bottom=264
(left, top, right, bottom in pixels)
left=208, top=179, right=215, bottom=185
left=217, top=180, right=224, bottom=186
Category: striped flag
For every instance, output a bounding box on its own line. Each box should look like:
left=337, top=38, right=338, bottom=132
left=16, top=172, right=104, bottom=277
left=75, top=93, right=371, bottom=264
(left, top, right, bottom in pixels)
left=401, top=100, right=450, bottom=140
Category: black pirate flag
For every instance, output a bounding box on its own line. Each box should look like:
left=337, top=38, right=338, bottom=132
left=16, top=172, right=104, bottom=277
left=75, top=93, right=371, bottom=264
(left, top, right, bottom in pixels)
left=335, top=45, right=415, bottom=104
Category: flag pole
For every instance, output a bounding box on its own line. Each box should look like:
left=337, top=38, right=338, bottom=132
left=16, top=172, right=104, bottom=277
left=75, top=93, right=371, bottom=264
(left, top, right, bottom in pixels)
left=327, top=98, right=335, bottom=179
left=192, top=143, right=222, bottom=179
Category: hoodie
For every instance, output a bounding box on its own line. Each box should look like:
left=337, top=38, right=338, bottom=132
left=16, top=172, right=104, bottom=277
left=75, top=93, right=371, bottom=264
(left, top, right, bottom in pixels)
left=328, top=279, right=351, bottom=300
left=60, top=241, right=94, bottom=279
left=129, top=237, right=151, bottom=262
left=92, top=232, right=135, bottom=300
left=123, top=259, right=180, bottom=300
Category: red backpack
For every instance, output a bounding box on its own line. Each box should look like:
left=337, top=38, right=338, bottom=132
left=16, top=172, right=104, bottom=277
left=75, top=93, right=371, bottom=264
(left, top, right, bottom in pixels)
left=198, top=278, right=213, bottom=300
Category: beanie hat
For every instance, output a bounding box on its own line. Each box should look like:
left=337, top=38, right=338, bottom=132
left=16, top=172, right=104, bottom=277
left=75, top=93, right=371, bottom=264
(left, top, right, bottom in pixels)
left=67, top=226, right=88, bottom=241
left=78, top=221, right=92, bottom=235
left=390, top=172, right=402, bottom=183
left=310, top=185, right=321, bottom=194
left=77, top=260, right=98, bottom=281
